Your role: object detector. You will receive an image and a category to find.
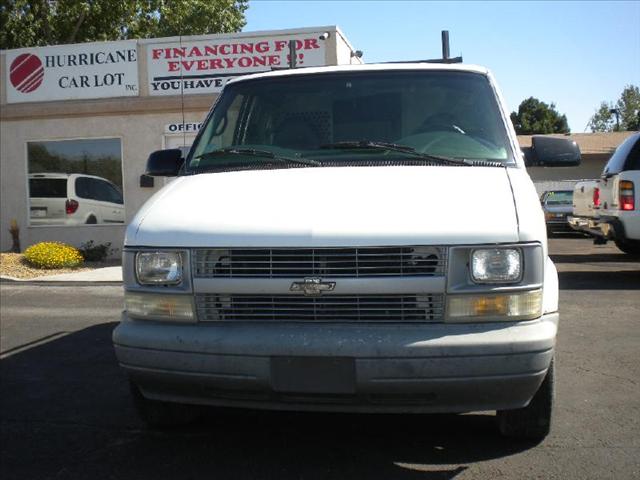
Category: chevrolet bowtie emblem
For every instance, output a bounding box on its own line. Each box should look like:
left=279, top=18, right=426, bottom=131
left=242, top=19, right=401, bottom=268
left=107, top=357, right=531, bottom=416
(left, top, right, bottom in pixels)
left=290, top=277, right=336, bottom=296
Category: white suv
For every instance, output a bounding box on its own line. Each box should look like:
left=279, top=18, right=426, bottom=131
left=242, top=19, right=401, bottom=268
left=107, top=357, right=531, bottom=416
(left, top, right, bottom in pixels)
left=113, top=64, right=581, bottom=439
left=29, top=173, right=125, bottom=226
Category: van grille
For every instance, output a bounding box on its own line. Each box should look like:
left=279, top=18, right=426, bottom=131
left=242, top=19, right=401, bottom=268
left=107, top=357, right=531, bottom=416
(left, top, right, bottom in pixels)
left=195, top=294, right=444, bottom=322
left=192, top=247, right=447, bottom=278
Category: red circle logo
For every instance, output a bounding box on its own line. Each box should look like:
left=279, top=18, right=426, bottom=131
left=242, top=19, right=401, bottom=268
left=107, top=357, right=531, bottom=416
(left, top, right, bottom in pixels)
left=10, top=53, right=44, bottom=93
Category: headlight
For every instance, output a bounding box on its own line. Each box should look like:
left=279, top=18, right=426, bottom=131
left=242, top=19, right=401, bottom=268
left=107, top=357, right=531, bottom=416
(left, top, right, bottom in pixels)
left=136, top=251, right=183, bottom=285
left=446, top=290, right=542, bottom=322
left=471, top=248, right=522, bottom=283
left=125, top=292, right=194, bottom=322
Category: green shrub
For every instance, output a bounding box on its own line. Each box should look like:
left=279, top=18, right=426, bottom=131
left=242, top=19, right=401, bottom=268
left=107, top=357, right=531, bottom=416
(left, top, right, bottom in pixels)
left=24, top=242, right=84, bottom=269
left=79, top=240, right=114, bottom=262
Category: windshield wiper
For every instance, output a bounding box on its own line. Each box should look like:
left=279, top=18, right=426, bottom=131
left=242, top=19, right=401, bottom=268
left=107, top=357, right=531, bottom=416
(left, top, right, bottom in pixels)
left=320, top=140, right=502, bottom=167
left=193, top=148, right=321, bottom=167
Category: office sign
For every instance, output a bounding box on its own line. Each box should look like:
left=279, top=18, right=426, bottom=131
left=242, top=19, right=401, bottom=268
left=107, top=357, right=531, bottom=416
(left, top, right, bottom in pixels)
left=147, top=33, right=327, bottom=96
left=6, top=40, right=138, bottom=103
left=164, top=122, right=203, bottom=134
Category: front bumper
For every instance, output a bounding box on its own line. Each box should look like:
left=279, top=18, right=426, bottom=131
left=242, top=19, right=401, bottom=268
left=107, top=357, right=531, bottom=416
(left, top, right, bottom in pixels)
left=569, top=215, right=638, bottom=242
left=113, top=313, right=557, bottom=413
left=568, top=215, right=601, bottom=237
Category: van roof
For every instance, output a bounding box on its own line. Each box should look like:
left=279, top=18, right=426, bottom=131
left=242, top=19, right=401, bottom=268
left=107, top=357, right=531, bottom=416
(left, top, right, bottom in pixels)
left=226, top=62, right=490, bottom=86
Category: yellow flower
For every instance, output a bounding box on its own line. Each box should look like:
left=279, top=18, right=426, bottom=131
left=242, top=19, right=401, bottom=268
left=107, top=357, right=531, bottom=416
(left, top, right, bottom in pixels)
left=24, top=242, right=84, bottom=269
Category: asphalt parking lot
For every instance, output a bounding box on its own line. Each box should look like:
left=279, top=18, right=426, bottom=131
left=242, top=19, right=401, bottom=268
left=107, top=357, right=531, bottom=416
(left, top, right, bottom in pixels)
left=1, top=237, right=638, bottom=480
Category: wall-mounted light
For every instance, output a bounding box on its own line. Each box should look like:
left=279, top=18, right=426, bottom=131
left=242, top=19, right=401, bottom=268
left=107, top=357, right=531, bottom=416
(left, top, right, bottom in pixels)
left=351, top=50, right=363, bottom=59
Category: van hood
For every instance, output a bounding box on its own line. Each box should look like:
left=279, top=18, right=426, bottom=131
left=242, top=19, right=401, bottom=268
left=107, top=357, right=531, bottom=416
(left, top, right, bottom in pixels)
left=127, top=166, right=519, bottom=247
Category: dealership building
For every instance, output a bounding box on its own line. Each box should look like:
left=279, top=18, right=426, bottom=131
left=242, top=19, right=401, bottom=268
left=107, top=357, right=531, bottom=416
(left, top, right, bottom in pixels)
left=0, top=26, right=633, bottom=255
left=0, top=26, right=362, bottom=253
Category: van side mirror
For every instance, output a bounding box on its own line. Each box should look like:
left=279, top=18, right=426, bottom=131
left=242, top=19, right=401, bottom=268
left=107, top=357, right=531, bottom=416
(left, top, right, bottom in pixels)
left=146, top=149, right=184, bottom=176
left=524, top=136, right=581, bottom=167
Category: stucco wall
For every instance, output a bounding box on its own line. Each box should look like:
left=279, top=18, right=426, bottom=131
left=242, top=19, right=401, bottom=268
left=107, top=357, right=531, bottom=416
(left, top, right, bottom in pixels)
left=335, top=27, right=363, bottom=65
left=0, top=109, right=209, bottom=254
left=526, top=155, right=609, bottom=183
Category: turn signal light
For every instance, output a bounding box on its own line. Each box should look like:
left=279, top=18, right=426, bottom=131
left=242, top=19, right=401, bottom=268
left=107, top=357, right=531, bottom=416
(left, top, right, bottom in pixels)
left=446, top=290, right=542, bottom=322
left=619, top=181, right=635, bottom=211
left=124, top=292, right=194, bottom=322
left=65, top=199, right=79, bottom=214
left=592, top=187, right=600, bottom=209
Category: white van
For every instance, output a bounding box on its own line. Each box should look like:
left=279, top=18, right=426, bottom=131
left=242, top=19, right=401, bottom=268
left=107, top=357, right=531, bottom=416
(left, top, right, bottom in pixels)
left=113, top=64, right=580, bottom=439
left=29, top=173, right=125, bottom=225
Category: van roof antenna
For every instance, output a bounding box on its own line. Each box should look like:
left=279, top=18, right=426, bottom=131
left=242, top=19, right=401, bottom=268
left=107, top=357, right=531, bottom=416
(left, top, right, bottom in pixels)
left=442, top=30, right=450, bottom=60
left=436, top=30, right=463, bottom=63
left=380, top=30, right=463, bottom=64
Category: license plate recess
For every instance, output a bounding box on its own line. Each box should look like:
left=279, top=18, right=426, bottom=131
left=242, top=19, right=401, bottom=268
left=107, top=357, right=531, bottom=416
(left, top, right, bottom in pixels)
left=271, top=356, right=355, bottom=394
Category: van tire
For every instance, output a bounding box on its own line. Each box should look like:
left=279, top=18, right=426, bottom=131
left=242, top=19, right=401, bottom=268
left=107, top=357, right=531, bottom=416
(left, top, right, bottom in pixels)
left=497, top=359, right=554, bottom=441
left=614, top=239, right=640, bottom=255
left=130, top=381, right=200, bottom=428
left=85, top=216, right=97, bottom=224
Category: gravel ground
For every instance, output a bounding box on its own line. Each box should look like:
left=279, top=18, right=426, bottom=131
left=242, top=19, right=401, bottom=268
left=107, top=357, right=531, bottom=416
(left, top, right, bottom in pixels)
left=0, top=253, right=117, bottom=279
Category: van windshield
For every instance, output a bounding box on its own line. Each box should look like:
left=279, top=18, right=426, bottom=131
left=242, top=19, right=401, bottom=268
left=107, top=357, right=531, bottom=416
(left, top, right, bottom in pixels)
left=188, top=70, right=514, bottom=172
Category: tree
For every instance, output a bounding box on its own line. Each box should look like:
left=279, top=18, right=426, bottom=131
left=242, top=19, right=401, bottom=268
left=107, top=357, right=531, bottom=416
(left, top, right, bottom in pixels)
left=588, top=85, right=640, bottom=132
left=0, top=0, right=248, bottom=49
left=616, top=85, right=640, bottom=131
left=510, top=97, right=570, bottom=135
left=588, top=102, right=616, bottom=132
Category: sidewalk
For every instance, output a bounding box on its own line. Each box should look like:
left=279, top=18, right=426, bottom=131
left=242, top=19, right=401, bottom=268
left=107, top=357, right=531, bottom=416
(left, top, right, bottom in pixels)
left=1, top=266, right=122, bottom=284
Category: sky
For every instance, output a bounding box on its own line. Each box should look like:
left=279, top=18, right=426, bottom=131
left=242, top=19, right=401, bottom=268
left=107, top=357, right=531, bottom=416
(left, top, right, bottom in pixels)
left=244, top=0, right=640, bottom=133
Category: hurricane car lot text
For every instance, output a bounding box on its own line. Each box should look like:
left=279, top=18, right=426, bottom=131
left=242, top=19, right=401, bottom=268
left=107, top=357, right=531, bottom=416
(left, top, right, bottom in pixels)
left=1, top=237, right=638, bottom=480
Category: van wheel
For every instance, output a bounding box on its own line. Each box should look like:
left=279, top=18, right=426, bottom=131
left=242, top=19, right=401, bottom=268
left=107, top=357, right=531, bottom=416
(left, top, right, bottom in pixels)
left=614, top=239, right=640, bottom=255
left=130, top=381, right=200, bottom=428
left=497, top=359, right=554, bottom=441
left=86, top=216, right=97, bottom=224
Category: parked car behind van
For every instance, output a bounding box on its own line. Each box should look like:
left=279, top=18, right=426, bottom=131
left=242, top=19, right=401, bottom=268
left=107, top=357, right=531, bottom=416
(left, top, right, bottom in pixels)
left=29, top=173, right=124, bottom=225
left=541, top=190, right=573, bottom=234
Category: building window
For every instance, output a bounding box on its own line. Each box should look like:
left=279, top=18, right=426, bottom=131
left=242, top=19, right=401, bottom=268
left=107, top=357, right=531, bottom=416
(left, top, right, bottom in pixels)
left=27, top=138, right=124, bottom=226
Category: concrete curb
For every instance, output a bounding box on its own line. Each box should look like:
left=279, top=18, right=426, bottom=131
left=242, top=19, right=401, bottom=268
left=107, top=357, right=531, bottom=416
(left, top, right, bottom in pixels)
left=0, top=276, right=122, bottom=286
left=0, top=275, right=22, bottom=282
left=0, top=266, right=123, bottom=286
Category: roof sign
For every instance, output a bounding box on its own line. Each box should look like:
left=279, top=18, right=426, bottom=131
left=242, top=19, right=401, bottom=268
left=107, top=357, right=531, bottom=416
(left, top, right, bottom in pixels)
left=147, top=33, right=327, bottom=96
left=5, top=40, right=139, bottom=103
